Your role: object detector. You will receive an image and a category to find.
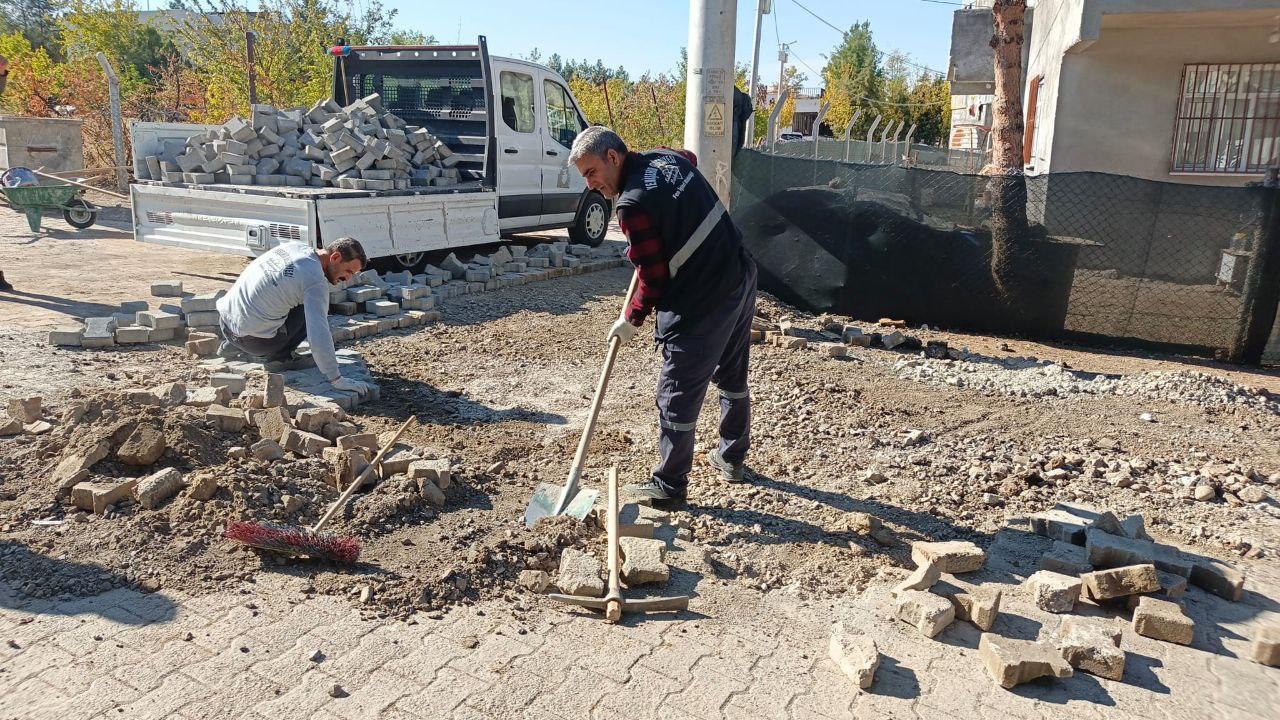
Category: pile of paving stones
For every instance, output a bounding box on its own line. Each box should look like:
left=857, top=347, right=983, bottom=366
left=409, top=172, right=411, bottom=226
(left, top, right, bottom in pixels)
left=44, top=241, right=625, bottom=351
left=540, top=503, right=676, bottom=599
left=139, top=94, right=465, bottom=190
left=830, top=501, right=1277, bottom=693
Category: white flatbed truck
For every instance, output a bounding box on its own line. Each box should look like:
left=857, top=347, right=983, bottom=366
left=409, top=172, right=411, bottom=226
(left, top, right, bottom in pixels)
left=129, top=36, right=611, bottom=272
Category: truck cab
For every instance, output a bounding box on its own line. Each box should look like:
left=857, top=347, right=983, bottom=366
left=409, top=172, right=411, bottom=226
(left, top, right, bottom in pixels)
left=130, top=37, right=609, bottom=271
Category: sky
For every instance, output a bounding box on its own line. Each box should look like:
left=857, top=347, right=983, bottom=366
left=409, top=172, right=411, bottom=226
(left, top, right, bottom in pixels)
left=390, top=0, right=958, bottom=87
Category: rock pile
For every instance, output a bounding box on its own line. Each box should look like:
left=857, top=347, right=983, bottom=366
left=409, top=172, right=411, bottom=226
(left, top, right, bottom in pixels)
left=141, top=95, right=464, bottom=190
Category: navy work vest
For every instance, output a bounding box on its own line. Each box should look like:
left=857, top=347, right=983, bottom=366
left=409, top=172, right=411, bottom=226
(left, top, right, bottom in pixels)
left=615, top=150, right=752, bottom=338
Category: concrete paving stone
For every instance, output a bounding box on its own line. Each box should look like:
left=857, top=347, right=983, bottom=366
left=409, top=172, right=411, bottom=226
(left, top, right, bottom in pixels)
left=109, top=638, right=211, bottom=693
left=1132, top=596, right=1194, bottom=645
left=1040, top=540, right=1092, bottom=576
left=1030, top=502, right=1122, bottom=545
left=135, top=467, right=184, bottom=509
left=1085, top=528, right=1194, bottom=577
left=150, top=279, right=184, bottom=298
left=174, top=670, right=285, bottom=720
left=324, top=669, right=408, bottom=720
left=895, top=590, right=955, bottom=637
left=1025, top=570, right=1083, bottom=613
left=1252, top=624, right=1280, bottom=666
left=664, top=657, right=748, bottom=720
left=891, top=561, right=941, bottom=596
left=829, top=620, right=878, bottom=690
left=111, top=671, right=209, bottom=720
left=978, top=632, right=1073, bottom=689
left=1053, top=616, right=1125, bottom=681
left=1081, top=563, right=1160, bottom=601
left=206, top=403, right=246, bottom=432
left=396, top=668, right=491, bottom=719
left=72, top=477, right=138, bottom=515
left=250, top=666, right=345, bottom=720
left=115, top=325, right=151, bottom=344
left=1189, top=558, right=1246, bottom=601
left=935, top=579, right=1001, bottom=631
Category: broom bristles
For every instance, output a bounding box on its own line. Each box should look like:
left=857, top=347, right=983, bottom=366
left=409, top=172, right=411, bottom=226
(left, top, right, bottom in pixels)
left=224, top=521, right=361, bottom=564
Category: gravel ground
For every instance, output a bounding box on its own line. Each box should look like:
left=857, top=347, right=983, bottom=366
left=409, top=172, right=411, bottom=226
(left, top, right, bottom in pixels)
left=1, top=263, right=1278, bottom=622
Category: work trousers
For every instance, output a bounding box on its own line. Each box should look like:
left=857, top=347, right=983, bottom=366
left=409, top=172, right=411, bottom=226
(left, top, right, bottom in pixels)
left=222, top=304, right=307, bottom=362
left=652, top=263, right=758, bottom=496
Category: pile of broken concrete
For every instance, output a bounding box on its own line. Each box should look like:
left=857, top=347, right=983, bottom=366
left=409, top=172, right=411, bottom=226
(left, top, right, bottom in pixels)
left=830, top=502, right=1277, bottom=693
left=139, top=94, right=463, bottom=190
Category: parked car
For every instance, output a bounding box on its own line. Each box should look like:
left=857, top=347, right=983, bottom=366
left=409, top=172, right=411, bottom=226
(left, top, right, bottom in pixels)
left=777, top=131, right=806, bottom=143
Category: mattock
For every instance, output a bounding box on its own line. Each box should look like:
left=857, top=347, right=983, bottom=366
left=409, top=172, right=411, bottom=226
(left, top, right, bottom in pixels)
left=546, top=467, right=691, bottom=622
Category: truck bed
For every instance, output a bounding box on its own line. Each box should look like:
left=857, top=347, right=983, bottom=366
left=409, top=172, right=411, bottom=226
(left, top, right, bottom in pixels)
left=133, top=178, right=484, bottom=200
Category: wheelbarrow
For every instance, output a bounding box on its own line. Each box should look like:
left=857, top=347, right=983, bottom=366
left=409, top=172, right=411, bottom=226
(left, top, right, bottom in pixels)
left=0, top=183, right=99, bottom=232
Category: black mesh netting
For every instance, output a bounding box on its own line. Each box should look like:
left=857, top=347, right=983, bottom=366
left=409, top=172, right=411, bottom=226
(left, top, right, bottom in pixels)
left=729, top=149, right=1280, bottom=362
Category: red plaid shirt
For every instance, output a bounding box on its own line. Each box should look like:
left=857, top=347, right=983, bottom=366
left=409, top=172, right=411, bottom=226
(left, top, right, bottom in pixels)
left=617, top=149, right=697, bottom=326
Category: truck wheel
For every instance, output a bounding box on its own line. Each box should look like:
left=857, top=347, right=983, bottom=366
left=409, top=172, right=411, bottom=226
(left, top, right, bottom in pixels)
left=570, top=192, right=609, bottom=247
left=62, top=199, right=97, bottom=230
left=373, top=252, right=426, bottom=273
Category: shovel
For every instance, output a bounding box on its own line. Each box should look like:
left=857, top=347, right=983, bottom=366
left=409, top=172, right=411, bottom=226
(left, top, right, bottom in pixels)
left=524, top=270, right=639, bottom=527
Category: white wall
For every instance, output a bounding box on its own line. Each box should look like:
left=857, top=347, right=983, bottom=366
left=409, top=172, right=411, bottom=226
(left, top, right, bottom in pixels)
left=1023, top=0, right=1088, bottom=174
left=1045, top=21, right=1277, bottom=184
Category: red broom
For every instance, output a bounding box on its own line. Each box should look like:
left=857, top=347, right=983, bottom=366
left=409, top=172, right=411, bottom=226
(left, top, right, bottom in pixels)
left=224, top=415, right=416, bottom=563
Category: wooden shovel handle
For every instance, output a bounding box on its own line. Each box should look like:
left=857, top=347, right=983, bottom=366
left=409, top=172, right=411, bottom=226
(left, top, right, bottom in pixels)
left=313, top=415, right=416, bottom=532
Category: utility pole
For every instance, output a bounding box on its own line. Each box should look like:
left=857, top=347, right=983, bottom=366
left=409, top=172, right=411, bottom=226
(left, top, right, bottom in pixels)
left=684, top=0, right=738, bottom=205
left=745, top=0, right=772, bottom=147
left=776, top=42, right=789, bottom=134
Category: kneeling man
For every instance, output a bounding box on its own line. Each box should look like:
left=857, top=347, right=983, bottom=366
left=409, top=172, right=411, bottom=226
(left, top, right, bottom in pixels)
left=217, top=237, right=369, bottom=394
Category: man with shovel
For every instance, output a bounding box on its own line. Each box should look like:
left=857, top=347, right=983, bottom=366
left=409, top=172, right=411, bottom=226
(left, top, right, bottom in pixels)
left=570, top=126, right=758, bottom=505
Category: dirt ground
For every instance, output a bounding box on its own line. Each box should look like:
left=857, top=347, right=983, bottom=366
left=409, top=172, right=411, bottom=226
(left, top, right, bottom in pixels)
left=2, top=200, right=1279, bottom=625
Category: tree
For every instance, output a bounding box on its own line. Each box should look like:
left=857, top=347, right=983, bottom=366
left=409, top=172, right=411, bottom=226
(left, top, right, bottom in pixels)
left=59, top=1, right=178, bottom=82
left=983, top=0, right=1032, bottom=305
left=821, top=21, right=880, bottom=137
left=0, top=0, right=65, bottom=60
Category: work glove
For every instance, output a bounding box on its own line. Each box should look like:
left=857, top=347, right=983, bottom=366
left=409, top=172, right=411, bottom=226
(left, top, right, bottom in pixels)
left=330, top=376, right=369, bottom=394
left=605, top=317, right=638, bottom=345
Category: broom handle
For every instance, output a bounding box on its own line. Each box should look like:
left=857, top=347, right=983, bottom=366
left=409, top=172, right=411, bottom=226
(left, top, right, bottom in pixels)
left=313, top=415, right=416, bottom=532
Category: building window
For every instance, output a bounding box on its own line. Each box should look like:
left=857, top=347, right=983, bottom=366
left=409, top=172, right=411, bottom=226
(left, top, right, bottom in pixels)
left=1172, top=63, right=1279, bottom=174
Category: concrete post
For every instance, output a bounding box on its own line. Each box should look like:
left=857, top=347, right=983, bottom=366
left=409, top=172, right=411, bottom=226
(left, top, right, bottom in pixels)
left=767, top=89, right=789, bottom=155
left=812, top=102, right=829, bottom=160
left=902, top=123, right=917, bottom=164
left=843, top=108, right=862, bottom=163
left=685, top=0, right=738, bottom=204
left=95, top=52, right=127, bottom=194
left=745, top=0, right=771, bottom=148
left=864, top=115, right=882, bottom=163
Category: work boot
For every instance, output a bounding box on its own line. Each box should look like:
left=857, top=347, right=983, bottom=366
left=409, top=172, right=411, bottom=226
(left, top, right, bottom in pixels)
left=707, top=449, right=748, bottom=483
left=623, top=479, right=685, bottom=506
left=0, top=272, right=12, bottom=292
left=216, top=339, right=247, bottom=360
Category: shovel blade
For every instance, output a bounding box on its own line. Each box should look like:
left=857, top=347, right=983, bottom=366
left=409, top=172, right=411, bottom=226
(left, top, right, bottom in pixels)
left=524, top=483, right=599, bottom=528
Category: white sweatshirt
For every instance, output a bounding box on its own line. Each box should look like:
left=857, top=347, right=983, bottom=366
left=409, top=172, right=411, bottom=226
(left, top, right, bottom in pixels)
left=216, top=242, right=340, bottom=380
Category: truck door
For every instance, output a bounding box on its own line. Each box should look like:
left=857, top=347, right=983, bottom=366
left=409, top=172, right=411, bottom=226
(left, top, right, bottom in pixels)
left=539, top=75, right=589, bottom=226
left=495, top=67, right=542, bottom=230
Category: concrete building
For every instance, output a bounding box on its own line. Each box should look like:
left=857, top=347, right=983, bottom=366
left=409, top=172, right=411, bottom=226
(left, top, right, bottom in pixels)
left=1021, top=0, right=1279, bottom=184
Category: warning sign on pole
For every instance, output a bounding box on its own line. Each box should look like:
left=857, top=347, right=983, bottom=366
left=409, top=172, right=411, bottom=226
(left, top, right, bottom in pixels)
left=703, top=101, right=726, bottom=137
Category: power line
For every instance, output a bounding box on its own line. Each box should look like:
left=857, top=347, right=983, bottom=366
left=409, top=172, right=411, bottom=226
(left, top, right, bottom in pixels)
left=787, top=0, right=948, bottom=78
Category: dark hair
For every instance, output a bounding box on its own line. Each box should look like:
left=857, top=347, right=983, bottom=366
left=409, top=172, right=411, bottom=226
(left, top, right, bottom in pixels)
left=329, top=237, right=368, bottom=269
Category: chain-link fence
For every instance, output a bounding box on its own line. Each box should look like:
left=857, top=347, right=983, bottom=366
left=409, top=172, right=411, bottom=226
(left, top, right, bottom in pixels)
left=730, top=148, right=1280, bottom=363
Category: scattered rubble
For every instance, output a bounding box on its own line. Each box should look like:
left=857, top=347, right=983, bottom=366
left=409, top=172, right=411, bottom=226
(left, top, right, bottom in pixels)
left=1026, top=570, right=1081, bottom=613
left=556, top=548, right=605, bottom=597
left=1253, top=625, right=1280, bottom=667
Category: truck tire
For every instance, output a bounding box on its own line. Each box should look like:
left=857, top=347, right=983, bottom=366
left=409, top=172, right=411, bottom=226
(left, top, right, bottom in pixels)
left=373, top=252, right=426, bottom=273
left=569, top=192, right=610, bottom=247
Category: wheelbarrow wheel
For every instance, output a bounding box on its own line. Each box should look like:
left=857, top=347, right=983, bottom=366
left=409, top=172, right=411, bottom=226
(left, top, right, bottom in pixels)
left=62, top=198, right=98, bottom=230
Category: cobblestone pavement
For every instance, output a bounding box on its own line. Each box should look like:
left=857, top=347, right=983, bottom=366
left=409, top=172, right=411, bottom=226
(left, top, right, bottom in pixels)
left=2, top=526, right=1277, bottom=720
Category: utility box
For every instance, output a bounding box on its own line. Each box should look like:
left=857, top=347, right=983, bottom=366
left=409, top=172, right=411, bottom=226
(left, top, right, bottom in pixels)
left=0, top=116, right=85, bottom=174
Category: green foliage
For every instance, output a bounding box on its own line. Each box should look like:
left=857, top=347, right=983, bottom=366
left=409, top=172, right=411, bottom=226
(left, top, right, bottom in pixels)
left=817, top=21, right=950, bottom=146
left=0, top=0, right=65, bottom=60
